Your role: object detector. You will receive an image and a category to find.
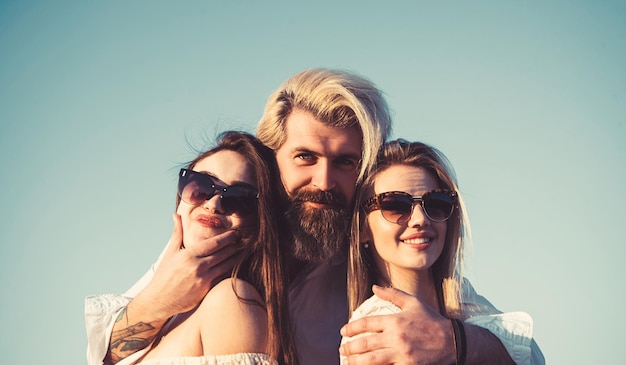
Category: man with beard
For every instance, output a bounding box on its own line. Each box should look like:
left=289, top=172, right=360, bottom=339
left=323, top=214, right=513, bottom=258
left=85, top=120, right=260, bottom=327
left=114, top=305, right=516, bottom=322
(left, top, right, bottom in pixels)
left=86, top=69, right=537, bottom=365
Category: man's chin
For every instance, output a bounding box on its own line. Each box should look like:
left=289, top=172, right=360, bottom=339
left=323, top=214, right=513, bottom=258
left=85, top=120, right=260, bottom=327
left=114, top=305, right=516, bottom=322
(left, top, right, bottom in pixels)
left=285, top=194, right=350, bottom=264
left=290, top=237, right=346, bottom=264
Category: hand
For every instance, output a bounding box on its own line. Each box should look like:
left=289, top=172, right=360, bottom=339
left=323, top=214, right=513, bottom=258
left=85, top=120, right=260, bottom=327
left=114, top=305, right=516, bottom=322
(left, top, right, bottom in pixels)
left=105, top=214, right=241, bottom=364
left=136, top=213, right=240, bottom=319
left=339, top=285, right=455, bottom=365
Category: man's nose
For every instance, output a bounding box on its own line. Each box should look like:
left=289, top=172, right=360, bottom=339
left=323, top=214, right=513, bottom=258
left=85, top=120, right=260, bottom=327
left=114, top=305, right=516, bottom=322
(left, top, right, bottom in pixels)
left=311, top=160, right=336, bottom=191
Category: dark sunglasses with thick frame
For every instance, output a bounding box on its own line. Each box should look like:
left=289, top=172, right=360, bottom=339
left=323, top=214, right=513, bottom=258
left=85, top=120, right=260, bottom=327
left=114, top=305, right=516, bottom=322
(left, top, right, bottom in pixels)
left=363, top=189, right=458, bottom=224
left=177, top=169, right=259, bottom=217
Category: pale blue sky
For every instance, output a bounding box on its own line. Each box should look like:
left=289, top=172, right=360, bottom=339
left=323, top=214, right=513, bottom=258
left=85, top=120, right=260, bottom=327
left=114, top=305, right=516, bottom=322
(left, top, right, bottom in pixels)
left=0, top=1, right=624, bottom=364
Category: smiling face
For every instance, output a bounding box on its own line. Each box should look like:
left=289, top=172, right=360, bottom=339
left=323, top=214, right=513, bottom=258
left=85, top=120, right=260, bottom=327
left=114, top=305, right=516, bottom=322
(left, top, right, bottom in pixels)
left=176, top=150, right=257, bottom=249
left=274, top=108, right=362, bottom=206
left=274, top=108, right=363, bottom=262
left=364, top=164, right=448, bottom=288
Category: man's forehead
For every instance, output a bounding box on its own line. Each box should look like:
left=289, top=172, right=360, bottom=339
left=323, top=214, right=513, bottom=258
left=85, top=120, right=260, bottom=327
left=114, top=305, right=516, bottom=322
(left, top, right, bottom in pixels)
left=282, top=110, right=363, bottom=156
left=288, top=133, right=361, bottom=155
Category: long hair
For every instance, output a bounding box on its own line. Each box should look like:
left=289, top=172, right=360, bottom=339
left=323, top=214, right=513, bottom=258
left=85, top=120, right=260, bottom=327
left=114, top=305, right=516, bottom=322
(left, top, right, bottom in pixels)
left=182, top=131, right=297, bottom=365
left=347, top=139, right=471, bottom=320
left=256, top=68, right=393, bottom=184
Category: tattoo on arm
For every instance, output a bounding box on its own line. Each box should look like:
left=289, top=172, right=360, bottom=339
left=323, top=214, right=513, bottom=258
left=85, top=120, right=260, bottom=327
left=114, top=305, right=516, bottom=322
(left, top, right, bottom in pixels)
left=103, top=308, right=160, bottom=365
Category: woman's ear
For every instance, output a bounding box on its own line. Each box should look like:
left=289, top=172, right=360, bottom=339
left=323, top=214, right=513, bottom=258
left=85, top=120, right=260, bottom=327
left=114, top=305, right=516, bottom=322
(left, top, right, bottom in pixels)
left=360, top=216, right=373, bottom=243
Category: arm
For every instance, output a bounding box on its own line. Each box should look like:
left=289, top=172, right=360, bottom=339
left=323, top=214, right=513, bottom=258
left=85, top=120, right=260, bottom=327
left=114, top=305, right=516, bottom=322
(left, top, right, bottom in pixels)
left=86, top=214, right=240, bottom=365
left=104, top=295, right=171, bottom=364
left=86, top=250, right=160, bottom=365
left=340, top=285, right=519, bottom=365
left=464, top=322, right=515, bottom=364
left=463, top=279, right=545, bottom=365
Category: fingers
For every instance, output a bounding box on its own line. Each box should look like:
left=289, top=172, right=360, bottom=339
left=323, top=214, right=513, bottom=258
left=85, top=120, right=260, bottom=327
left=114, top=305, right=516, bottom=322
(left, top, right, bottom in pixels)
left=342, top=350, right=392, bottom=365
left=196, top=241, right=238, bottom=271
left=192, top=231, right=239, bottom=283
left=340, top=332, right=380, bottom=355
left=166, top=214, right=240, bottom=258
left=164, top=212, right=240, bottom=280
left=340, top=335, right=392, bottom=365
left=186, top=229, right=240, bottom=258
left=372, top=284, right=413, bottom=309
left=341, top=314, right=386, bottom=338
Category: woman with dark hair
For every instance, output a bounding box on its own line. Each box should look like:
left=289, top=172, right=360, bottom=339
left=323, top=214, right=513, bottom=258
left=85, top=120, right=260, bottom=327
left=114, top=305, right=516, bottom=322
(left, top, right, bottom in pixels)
left=89, top=131, right=297, bottom=365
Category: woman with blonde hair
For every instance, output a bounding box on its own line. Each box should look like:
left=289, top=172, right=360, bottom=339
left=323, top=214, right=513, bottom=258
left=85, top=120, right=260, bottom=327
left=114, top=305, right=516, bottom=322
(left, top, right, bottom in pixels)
left=342, top=139, right=543, bottom=365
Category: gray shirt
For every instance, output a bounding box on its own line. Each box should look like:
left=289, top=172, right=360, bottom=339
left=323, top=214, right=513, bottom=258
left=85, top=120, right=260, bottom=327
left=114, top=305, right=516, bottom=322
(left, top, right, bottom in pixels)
left=288, top=258, right=348, bottom=364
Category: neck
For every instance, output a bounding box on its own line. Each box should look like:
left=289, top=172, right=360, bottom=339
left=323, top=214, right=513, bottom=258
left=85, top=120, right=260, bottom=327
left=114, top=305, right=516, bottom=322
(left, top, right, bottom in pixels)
left=378, top=269, right=440, bottom=311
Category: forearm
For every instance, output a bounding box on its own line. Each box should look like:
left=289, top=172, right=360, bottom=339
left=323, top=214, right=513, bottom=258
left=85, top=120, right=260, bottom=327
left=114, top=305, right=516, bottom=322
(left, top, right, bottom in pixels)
left=104, top=294, right=171, bottom=364
left=464, top=323, right=515, bottom=365
left=86, top=294, right=131, bottom=365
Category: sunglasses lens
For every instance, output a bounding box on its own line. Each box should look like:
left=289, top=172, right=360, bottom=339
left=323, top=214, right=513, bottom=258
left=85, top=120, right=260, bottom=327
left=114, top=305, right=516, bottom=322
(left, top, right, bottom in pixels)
left=424, top=192, right=454, bottom=221
left=379, top=193, right=413, bottom=223
left=178, top=170, right=257, bottom=217
left=180, top=180, right=216, bottom=206
left=221, top=188, right=257, bottom=217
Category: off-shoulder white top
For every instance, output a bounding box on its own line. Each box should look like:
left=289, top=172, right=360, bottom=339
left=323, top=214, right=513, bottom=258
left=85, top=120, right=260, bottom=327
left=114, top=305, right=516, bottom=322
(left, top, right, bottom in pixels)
left=137, top=353, right=277, bottom=365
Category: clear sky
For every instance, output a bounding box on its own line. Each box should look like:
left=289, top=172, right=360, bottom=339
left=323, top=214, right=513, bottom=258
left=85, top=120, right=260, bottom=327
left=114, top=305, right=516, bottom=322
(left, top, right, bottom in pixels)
left=0, top=1, right=624, bottom=364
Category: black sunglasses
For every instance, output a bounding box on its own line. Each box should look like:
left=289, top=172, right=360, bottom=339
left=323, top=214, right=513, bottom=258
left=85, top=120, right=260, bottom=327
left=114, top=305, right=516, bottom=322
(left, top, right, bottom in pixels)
left=363, top=190, right=457, bottom=224
left=178, top=169, right=259, bottom=217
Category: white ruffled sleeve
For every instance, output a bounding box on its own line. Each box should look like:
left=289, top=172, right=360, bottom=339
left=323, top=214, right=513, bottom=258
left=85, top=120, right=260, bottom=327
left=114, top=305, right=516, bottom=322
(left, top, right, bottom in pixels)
left=463, top=279, right=545, bottom=365
left=85, top=294, right=132, bottom=365
left=85, top=247, right=163, bottom=364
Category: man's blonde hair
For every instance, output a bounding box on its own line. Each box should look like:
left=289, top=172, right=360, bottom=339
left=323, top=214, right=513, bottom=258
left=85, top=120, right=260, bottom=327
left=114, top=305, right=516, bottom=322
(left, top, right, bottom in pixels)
left=256, top=68, right=392, bottom=183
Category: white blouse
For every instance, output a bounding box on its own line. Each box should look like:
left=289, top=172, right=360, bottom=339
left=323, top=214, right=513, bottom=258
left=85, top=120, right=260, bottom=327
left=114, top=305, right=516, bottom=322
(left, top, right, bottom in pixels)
left=137, top=353, right=277, bottom=365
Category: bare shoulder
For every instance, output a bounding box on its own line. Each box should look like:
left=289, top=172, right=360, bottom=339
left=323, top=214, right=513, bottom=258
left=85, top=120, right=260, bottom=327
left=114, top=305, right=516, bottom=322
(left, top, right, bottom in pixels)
left=197, top=278, right=269, bottom=355
left=198, top=278, right=266, bottom=319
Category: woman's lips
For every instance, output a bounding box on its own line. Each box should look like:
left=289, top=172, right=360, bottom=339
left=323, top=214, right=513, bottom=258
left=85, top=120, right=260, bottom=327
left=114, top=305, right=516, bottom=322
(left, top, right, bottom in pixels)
left=400, top=233, right=435, bottom=250
left=195, top=214, right=225, bottom=228
left=401, top=237, right=432, bottom=245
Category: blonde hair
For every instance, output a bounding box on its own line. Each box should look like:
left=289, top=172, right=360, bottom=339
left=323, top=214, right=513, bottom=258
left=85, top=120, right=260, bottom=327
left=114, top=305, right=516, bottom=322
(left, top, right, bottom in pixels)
left=256, top=68, right=392, bottom=183
left=348, top=139, right=472, bottom=319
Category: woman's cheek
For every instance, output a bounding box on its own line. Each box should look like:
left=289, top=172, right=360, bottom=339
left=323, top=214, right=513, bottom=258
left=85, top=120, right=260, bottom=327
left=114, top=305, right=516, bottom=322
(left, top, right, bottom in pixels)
left=176, top=204, right=195, bottom=248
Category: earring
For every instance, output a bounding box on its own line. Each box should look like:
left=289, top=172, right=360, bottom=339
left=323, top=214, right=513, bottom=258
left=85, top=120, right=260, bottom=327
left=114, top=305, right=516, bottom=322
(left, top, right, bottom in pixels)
left=362, top=241, right=371, bottom=249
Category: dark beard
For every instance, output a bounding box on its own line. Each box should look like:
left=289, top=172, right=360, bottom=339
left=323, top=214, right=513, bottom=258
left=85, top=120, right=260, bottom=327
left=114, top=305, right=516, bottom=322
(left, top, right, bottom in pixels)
left=285, top=189, right=351, bottom=263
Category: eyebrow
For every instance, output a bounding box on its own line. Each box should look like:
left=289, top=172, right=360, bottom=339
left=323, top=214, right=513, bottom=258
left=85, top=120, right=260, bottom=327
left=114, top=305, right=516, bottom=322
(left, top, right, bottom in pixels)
left=337, top=152, right=362, bottom=162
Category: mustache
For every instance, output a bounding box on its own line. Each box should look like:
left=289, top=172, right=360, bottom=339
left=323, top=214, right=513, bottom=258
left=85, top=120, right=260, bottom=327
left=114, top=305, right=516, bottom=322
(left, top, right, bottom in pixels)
left=290, top=189, right=347, bottom=208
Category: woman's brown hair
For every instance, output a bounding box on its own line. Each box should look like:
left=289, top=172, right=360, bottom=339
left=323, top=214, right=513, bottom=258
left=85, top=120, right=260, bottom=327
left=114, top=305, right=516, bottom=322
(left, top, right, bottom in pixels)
left=182, top=131, right=297, bottom=365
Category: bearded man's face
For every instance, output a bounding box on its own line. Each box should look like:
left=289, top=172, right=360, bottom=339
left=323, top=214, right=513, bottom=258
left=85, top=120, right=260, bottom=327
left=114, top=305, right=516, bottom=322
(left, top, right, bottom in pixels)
left=273, top=109, right=362, bottom=262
